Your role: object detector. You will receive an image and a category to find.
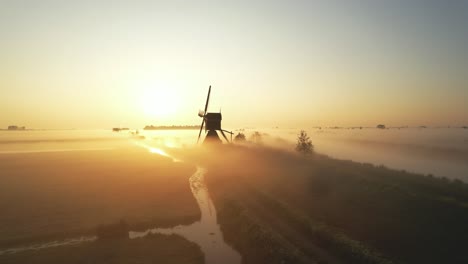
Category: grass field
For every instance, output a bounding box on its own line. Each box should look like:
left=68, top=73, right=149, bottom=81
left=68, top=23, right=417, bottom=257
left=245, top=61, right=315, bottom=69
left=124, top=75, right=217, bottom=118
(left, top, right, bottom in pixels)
left=195, top=145, right=468, bottom=264
left=0, top=146, right=200, bottom=248
left=0, top=233, right=204, bottom=264
left=2, top=142, right=468, bottom=264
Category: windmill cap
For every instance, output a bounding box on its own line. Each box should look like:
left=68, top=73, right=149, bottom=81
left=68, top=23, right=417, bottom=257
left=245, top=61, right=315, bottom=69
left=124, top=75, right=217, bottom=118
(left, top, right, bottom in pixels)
left=205, top=113, right=222, bottom=120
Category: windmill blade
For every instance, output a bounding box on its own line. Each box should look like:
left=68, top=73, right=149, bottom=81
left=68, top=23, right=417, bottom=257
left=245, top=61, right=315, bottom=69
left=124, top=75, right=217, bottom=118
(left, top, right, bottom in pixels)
left=197, top=119, right=205, bottom=143
left=220, top=130, right=230, bottom=143
left=203, top=85, right=211, bottom=114
left=197, top=85, right=211, bottom=144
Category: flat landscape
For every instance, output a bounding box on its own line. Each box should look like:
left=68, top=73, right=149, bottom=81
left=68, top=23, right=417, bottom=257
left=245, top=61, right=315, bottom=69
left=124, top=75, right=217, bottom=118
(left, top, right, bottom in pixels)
left=0, top=233, right=204, bottom=264
left=2, top=1, right=468, bottom=263
left=1, top=134, right=468, bottom=264
left=190, top=145, right=468, bottom=264
left=0, top=146, right=200, bottom=248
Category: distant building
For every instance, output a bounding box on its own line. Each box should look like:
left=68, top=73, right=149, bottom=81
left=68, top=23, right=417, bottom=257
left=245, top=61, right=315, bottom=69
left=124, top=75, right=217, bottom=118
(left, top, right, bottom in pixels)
left=7, top=125, right=25, bottom=130
left=112, top=127, right=129, bottom=132
left=376, top=124, right=386, bottom=129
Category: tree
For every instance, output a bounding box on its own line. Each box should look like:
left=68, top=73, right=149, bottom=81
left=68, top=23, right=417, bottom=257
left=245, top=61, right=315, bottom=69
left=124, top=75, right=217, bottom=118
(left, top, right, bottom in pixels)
left=296, top=130, right=313, bottom=155
left=250, top=131, right=263, bottom=144
left=234, top=132, right=246, bottom=143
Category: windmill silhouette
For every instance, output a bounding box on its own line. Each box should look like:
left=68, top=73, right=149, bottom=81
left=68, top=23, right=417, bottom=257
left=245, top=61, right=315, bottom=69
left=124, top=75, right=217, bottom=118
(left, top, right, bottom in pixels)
left=197, top=86, right=233, bottom=144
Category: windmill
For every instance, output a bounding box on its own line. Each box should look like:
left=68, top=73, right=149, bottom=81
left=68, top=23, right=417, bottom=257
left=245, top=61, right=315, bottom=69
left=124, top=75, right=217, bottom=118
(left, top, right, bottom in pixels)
left=197, top=86, right=233, bottom=144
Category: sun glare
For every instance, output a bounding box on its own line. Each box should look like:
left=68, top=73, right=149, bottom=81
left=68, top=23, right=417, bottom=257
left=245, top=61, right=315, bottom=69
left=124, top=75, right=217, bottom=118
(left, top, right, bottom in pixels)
left=134, top=142, right=182, bottom=162
left=140, top=87, right=179, bottom=119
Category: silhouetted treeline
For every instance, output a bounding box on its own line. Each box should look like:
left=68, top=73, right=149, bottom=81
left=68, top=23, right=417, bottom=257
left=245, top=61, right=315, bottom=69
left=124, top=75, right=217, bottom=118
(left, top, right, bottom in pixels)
left=143, top=125, right=199, bottom=130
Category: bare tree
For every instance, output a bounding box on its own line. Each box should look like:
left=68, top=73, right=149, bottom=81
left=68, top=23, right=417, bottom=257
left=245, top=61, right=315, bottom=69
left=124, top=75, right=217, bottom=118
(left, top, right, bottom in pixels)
left=296, top=130, right=313, bottom=155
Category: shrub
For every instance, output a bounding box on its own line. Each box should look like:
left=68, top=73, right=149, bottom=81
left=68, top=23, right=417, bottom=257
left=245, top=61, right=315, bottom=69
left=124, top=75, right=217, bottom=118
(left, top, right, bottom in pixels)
left=234, top=132, right=246, bottom=143
left=250, top=131, right=263, bottom=144
left=295, top=130, right=313, bottom=155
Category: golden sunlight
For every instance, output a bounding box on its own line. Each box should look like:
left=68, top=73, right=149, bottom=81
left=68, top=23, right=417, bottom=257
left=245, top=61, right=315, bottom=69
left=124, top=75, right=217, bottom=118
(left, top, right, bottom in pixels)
left=139, top=86, right=180, bottom=119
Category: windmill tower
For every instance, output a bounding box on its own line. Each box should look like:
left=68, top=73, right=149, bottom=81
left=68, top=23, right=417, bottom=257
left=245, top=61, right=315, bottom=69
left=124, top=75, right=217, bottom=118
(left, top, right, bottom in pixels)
left=197, top=86, right=233, bottom=144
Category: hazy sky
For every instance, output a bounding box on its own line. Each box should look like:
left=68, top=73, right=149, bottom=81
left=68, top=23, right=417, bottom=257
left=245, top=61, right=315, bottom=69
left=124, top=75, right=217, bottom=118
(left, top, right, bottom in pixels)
left=1, top=0, right=467, bottom=129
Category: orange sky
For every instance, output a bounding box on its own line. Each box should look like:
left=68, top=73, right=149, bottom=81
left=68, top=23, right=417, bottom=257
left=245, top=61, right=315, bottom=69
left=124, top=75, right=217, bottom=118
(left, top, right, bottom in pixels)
left=1, top=1, right=467, bottom=129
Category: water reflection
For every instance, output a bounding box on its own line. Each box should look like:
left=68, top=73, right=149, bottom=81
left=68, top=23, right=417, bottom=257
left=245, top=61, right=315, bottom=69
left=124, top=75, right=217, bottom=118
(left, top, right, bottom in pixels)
left=130, top=167, right=241, bottom=264
left=134, top=141, right=182, bottom=162
left=130, top=144, right=241, bottom=264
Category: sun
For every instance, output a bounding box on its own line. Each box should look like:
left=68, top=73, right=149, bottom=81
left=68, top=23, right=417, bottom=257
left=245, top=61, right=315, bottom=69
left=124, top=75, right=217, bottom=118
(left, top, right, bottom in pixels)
left=140, top=88, right=179, bottom=119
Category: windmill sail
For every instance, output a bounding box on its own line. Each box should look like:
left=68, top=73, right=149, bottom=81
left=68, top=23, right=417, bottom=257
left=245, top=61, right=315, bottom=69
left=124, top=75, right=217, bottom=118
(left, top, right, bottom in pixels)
left=197, top=85, right=211, bottom=143
left=197, top=85, right=232, bottom=144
